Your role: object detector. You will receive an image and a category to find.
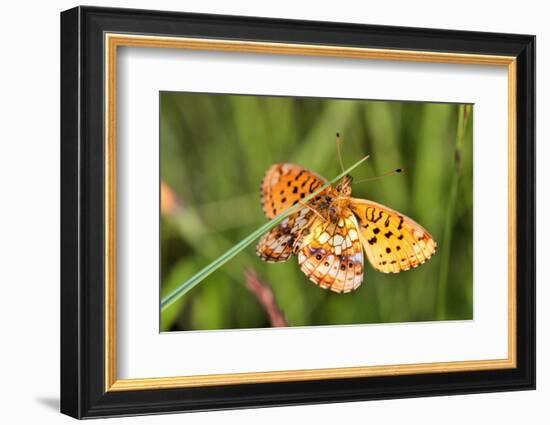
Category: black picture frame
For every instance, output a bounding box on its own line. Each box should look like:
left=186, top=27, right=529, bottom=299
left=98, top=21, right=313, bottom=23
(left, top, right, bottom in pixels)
left=60, top=5, right=535, bottom=419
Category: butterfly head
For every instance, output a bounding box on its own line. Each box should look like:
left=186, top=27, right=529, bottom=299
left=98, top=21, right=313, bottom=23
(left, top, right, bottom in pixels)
left=335, top=175, right=353, bottom=197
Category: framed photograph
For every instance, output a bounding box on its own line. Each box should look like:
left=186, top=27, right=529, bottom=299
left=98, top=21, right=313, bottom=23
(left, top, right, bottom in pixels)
left=60, top=6, right=535, bottom=419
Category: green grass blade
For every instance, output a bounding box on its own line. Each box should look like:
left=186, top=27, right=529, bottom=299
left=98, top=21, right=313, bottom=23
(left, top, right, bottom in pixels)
left=161, top=155, right=370, bottom=312
left=436, top=104, right=471, bottom=319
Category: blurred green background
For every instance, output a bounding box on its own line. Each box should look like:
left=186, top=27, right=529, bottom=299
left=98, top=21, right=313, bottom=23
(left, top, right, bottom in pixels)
left=160, top=92, right=473, bottom=332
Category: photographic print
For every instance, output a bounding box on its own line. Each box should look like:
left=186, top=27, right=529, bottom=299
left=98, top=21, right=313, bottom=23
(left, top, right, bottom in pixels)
left=160, top=92, right=473, bottom=332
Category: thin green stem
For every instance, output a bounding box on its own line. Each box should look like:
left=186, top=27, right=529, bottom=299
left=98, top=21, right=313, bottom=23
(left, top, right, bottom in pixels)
left=161, top=155, right=370, bottom=312
left=436, top=105, right=470, bottom=320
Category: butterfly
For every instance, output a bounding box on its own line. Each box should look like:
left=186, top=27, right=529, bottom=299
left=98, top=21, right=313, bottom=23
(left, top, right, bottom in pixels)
left=256, top=163, right=437, bottom=293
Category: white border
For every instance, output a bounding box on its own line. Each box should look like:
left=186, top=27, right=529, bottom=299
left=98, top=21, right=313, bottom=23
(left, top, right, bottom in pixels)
left=117, top=47, right=508, bottom=379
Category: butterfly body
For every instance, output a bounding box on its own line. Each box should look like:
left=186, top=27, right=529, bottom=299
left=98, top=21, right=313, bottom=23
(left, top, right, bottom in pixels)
left=306, top=175, right=353, bottom=221
left=256, top=163, right=436, bottom=293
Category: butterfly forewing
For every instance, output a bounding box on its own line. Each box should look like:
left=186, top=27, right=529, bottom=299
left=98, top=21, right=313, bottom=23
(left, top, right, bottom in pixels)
left=349, top=199, right=437, bottom=273
left=257, top=163, right=328, bottom=262
left=260, top=163, right=328, bottom=219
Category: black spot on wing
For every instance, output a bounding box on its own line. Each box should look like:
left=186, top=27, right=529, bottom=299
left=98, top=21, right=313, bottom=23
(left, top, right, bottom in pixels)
left=373, top=210, right=383, bottom=223
left=398, top=216, right=404, bottom=230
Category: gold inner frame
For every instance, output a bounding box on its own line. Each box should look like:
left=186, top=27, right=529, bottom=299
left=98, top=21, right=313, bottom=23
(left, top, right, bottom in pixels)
left=104, top=33, right=517, bottom=392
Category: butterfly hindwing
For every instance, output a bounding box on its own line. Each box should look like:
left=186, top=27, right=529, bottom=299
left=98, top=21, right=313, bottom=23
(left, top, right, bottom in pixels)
left=296, top=209, right=364, bottom=293
left=256, top=207, right=312, bottom=262
left=349, top=199, right=437, bottom=273
left=256, top=229, right=294, bottom=263
left=260, top=163, right=328, bottom=219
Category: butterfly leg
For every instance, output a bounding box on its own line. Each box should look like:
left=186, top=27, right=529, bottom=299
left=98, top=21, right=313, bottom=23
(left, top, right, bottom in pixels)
left=291, top=215, right=318, bottom=254
left=299, top=202, right=327, bottom=222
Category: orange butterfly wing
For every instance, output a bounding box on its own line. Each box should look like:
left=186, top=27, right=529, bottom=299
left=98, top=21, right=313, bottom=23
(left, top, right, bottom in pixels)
left=349, top=199, right=437, bottom=273
left=257, top=163, right=326, bottom=262
left=256, top=207, right=312, bottom=262
left=260, top=163, right=327, bottom=219
left=297, top=209, right=364, bottom=293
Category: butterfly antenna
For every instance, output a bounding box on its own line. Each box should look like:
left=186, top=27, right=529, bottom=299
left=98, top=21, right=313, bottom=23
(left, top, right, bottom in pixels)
left=336, top=132, right=345, bottom=173
left=354, top=168, right=403, bottom=184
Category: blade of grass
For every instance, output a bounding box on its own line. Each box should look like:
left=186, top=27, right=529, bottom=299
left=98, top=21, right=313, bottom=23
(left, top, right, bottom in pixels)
left=161, top=154, right=370, bottom=312
left=436, top=104, right=471, bottom=320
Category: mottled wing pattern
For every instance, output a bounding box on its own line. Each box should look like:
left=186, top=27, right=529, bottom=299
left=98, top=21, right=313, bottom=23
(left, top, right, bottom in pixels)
left=349, top=199, right=436, bottom=273
left=260, top=163, right=327, bottom=219
left=256, top=207, right=312, bottom=262
left=297, top=209, right=364, bottom=293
